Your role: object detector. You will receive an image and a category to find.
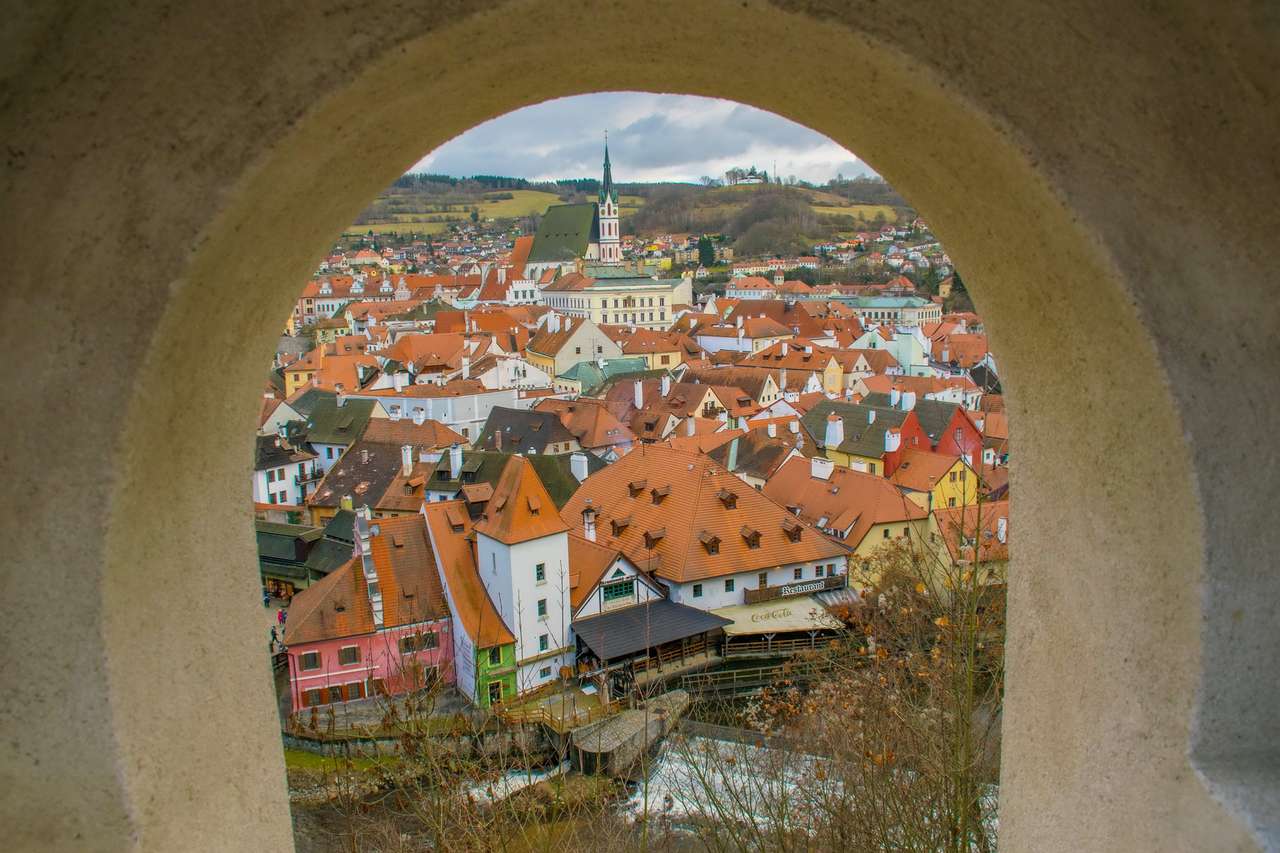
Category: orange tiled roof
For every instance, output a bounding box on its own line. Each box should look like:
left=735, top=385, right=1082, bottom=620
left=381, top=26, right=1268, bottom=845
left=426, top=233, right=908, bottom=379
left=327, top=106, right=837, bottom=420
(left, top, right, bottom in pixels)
left=473, top=456, right=570, bottom=545
left=932, top=499, right=1010, bottom=563
left=888, top=450, right=963, bottom=493
left=568, top=533, right=622, bottom=609
left=762, top=456, right=926, bottom=548
left=560, top=446, right=848, bottom=584
left=421, top=501, right=516, bottom=647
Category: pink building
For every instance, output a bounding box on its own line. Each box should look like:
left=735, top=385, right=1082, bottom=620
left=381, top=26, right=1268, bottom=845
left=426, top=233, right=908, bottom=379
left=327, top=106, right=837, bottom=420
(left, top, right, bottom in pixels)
left=283, top=509, right=454, bottom=710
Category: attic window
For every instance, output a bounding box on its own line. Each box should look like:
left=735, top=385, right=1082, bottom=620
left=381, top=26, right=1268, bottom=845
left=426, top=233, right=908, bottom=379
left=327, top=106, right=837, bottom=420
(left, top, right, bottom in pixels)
left=611, top=515, right=632, bottom=536
left=643, top=528, right=666, bottom=549
left=651, top=485, right=671, bottom=504
left=716, top=488, right=738, bottom=509
left=698, top=530, right=720, bottom=555
left=628, top=479, right=647, bottom=497
left=740, top=525, right=762, bottom=549
left=392, top=534, right=404, bottom=548
left=782, top=517, right=803, bottom=542
left=526, top=495, right=542, bottom=514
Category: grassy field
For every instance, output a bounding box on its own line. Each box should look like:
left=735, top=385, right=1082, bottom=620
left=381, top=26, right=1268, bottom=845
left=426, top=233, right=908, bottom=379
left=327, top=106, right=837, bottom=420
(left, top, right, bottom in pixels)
left=346, top=189, right=573, bottom=236
left=812, top=203, right=900, bottom=223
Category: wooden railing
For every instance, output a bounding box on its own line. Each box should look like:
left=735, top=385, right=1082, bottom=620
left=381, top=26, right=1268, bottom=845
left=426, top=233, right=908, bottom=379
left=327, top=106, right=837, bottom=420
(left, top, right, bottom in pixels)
left=722, top=636, right=837, bottom=658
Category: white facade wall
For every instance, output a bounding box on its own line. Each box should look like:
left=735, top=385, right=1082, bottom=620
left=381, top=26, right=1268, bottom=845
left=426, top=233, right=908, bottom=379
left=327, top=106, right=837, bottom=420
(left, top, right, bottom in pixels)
left=664, top=559, right=845, bottom=611
left=350, top=388, right=519, bottom=442
left=476, top=531, right=572, bottom=694
left=252, top=459, right=313, bottom=506
left=476, top=358, right=553, bottom=391
left=312, top=443, right=346, bottom=473
left=572, top=556, right=664, bottom=620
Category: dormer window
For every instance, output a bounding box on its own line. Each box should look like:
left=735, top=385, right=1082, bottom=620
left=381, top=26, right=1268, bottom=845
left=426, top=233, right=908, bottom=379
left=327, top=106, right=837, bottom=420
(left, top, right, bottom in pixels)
left=699, top=530, right=720, bottom=555
left=716, top=488, right=737, bottom=509
left=651, top=485, right=670, bottom=504
left=643, top=528, right=666, bottom=549
left=782, top=517, right=803, bottom=542
left=610, top=515, right=632, bottom=536
left=627, top=479, right=647, bottom=498
left=740, top=525, right=762, bottom=549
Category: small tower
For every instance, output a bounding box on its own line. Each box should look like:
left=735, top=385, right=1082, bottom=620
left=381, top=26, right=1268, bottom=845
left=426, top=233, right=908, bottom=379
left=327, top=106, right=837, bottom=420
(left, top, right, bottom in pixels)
left=597, top=134, right=622, bottom=265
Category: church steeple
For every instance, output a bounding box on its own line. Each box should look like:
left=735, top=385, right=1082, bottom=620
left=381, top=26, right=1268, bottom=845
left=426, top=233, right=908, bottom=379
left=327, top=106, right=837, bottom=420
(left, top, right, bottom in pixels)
left=596, top=132, right=622, bottom=264
left=599, top=133, right=618, bottom=205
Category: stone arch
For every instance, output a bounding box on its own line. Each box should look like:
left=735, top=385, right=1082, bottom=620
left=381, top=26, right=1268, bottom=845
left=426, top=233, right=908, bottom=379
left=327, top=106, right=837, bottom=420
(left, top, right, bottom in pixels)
left=2, top=2, right=1276, bottom=850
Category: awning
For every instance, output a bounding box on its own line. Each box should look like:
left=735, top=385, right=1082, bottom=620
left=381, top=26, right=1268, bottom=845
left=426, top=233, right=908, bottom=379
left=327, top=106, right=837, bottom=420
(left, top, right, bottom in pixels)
left=711, top=595, right=842, bottom=636
left=572, top=599, right=731, bottom=662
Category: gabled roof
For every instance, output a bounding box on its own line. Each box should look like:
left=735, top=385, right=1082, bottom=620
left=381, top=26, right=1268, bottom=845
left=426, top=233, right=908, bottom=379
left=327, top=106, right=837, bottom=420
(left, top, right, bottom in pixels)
left=528, top=203, right=598, bottom=263
left=888, top=450, right=963, bottom=493
left=360, top=417, right=467, bottom=448
left=527, top=315, right=591, bottom=357
left=283, top=514, right=448, bottom=645
left=475, top=406, right=577, bottom=455
left=556, top=357, right=650, bottom=395
left=801, top=399, right=910, bottom=460
left=473, top=456, right=570, bottom=545
left=762, top=456, right=927, bottom=547
left=255, top=433, right=316, bottom=470
left=305, top=396, right=379, bottom=445
left=308, top=441, right=405, bottom=510
left=535, top=398, right=636, bottom=448
left=568, top=533, right=624, bottom=610
left=862, top=392, right=964, bottom=445
left=422, top=501, right=516, bottom=648
left=560, top=446, right=848, bottom=584
left=707, top=428, right=804, bottom=481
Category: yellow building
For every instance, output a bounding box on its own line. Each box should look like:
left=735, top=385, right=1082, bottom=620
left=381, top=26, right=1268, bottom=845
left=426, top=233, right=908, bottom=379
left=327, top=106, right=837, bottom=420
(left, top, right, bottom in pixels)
left=890, top=451, right=977, bottom=512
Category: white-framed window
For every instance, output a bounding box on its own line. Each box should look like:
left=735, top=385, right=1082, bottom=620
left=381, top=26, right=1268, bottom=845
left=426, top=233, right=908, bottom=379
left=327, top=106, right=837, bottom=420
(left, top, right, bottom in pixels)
left=338, top=645, right=360, bottom=666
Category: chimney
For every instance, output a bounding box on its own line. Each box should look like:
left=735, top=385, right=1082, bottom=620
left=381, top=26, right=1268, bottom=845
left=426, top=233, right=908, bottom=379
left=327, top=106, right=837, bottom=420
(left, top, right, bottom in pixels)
left=355, top=505, right=383, bottom=627
left=727, top=437, right=740, bottom=472
left=494, top=429, right=503, bottom=451
left=901, top=391, right=917, bottom=411
left=633, top=379, right=644, bottom=411
left=890, top=388, right=901, bottom=407
left=498, top=266, right=507, bottom=285
left=885, top=428, right=902, bottom=453
left=868, top=409, right=876, bottom=424
left=570, top=452, right=590, bottom=483
left=360, top=448, right=369, bottom=465
left=335, top=384, right=347, bottom=407
left=997, top=516, right=1008, bottom=544
left=412, top=409, right=425, bottom=425
left=660, top=374, right=671, bottom=397
left=779, top=367, right=788, bottom=395
left=824, top=413, right=845, bottom=449
left=400, top=444, right=414, bottom=477
left=461, top=355, right=470, bottom=380
left=736, top=315, right=743, bottom=328
left=767, top=422, right=777, bottom=438
left=582, top=501, right=597, bottom=541
left=393, top=372, right=407, bottom=392
left=780, top=341, right=788, bottom=357
left=686, top=416, right=696, bottom=437
left=340, top=494, right=353, bottom=511
left=810, top=456, right=834, bottom=480
left=788, top=420, right=799, bottom=434
left=448, top=443, right=463, bottom=480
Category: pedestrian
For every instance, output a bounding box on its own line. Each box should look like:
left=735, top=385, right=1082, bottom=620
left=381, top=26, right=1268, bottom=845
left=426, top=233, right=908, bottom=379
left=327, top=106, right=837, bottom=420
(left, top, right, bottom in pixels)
left=276, top=608, right=285, bottom=626
left=262, top=589, right=270, bottom=607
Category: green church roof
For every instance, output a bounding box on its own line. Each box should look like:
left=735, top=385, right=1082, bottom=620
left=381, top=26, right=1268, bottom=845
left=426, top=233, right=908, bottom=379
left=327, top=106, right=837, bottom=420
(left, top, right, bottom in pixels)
left=528, top=203, right=599, bottom=264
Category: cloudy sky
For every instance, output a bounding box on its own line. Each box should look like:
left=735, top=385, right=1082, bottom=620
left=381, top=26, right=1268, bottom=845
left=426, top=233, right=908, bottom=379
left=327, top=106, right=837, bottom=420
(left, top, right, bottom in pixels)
left=409, top=92, right=872, bottom=184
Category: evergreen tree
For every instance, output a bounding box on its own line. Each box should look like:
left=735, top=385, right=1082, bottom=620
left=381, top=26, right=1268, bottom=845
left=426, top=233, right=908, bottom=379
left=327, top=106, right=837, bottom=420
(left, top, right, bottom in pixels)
left=697, top=235, right=715, bottom=267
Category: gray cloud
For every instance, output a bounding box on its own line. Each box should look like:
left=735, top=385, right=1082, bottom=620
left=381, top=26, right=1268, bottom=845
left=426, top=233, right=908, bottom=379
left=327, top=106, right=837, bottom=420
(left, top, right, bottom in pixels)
left=410, top=92, right=874, bottom=184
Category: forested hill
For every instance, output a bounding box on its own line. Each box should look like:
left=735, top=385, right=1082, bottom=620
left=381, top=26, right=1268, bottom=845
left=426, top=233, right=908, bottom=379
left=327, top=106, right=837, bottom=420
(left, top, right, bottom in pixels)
left=352, top=173, right=915, bottom=250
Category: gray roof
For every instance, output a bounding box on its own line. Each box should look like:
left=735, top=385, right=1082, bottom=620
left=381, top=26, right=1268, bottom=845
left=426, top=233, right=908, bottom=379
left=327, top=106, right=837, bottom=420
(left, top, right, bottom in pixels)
left=572, top=599, right=731, bottom=661
left=304, top=396, right=379, bottom=446
left=255, top=434, right=316, bottom=470
left=801, top=399, right=910, bottom=459
left=861, top=392, right=958, bottom=444
left=425, top=450, right=601, bottom=508
left=528, top=203, right=598, bottom=263
left=475, top=407, right=577, bottom=455
left=304, top=510, right=356, bottom=576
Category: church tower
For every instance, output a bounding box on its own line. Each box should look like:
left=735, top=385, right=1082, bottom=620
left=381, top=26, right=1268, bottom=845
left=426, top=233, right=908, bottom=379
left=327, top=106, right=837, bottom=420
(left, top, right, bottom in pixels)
left=597, top=136, right=622, bottom=265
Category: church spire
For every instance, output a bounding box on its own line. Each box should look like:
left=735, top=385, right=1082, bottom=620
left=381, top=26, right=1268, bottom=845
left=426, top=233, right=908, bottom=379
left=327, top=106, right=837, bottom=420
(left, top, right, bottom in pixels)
left=599, top=132, right=617, bottom=204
